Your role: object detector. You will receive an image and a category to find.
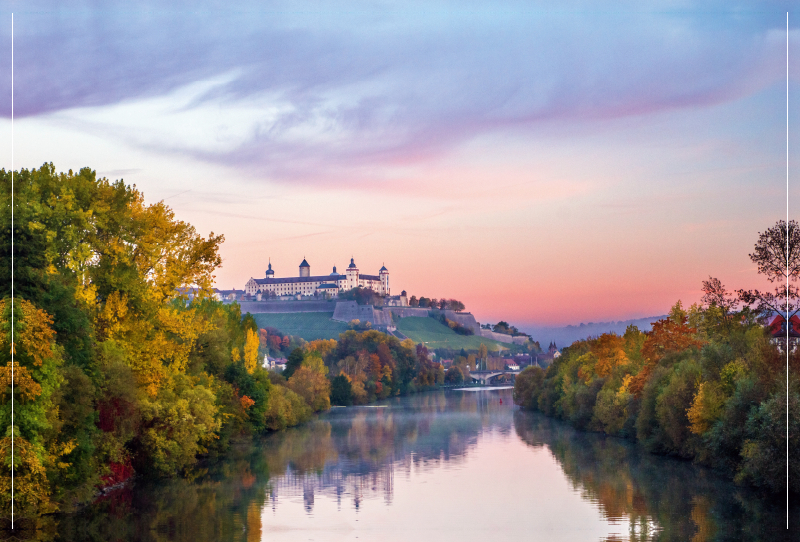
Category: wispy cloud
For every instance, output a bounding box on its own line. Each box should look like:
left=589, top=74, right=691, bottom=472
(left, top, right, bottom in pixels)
left=2, top=1, right=797, bottom=189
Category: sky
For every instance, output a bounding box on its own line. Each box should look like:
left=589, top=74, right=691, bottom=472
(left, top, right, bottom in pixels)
left=1, top=1, right=798, bottom=327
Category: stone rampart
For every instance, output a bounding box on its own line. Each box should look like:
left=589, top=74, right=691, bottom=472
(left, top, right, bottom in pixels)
left=439, top=310, right=481, bottom=332
left=333, top=301, right=394, bottom=328
left=383, top=307, right=431, bottom=318
left=237, top=300, right=337, bottom=313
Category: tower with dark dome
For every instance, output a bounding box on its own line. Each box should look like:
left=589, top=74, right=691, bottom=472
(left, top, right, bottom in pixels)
left=299, top=258, right=310, bottom=278
left=265, top=261, right=274, bottom=279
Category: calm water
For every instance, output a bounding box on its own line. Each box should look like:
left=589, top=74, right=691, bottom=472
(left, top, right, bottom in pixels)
left=56, top=388, right=796, bottom=541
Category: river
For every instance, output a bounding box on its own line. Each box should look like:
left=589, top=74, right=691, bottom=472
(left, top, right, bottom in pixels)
left=56, top=387, right=795, bottom=541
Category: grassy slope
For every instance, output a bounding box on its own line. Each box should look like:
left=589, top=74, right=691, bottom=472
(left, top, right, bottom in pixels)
left=396, top=317, right=507, bottom=351
left=251, top=312, right=349, bottom=341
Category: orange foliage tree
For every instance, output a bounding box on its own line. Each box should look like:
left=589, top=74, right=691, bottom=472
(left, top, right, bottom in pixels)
left=629, top=316, right=705, bottom=397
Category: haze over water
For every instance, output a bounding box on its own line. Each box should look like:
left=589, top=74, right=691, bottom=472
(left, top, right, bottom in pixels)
left=58, top=388, right=794, bottom=541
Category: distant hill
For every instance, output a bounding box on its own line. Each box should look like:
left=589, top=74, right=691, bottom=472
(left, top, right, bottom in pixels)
left=523, top=316, right=667, bottom=349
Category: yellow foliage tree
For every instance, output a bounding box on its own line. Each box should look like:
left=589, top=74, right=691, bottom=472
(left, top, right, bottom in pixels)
left=287, top=355, right=331, bottom=412
left=591, top=334, right=629, bottom=378
left=244, top=328, right=260, bottom=374
left=687, top=381, right=725, bottom=435
left=0, top=436, right=56, bottom=516
left=0, top=299, right=66, bottom=517
left=306, top=339, right=337, bottom=358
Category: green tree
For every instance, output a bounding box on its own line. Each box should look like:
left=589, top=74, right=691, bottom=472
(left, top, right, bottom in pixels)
left=330, top=374, right=354, bottom=406
left=444, top=366, right=464, bottom=384
left=283, top=348, right=305, bottom=378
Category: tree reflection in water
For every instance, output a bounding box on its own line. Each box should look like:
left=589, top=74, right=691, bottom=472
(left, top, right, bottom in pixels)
left=513, top=410, right=798, bottom=542
left=54, top=391, right=510, bottom=542
left=53, top=390, right=794, bottom=542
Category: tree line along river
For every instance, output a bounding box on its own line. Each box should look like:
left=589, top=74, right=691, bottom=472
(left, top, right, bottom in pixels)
left=53, top=387, right=795, bottom=542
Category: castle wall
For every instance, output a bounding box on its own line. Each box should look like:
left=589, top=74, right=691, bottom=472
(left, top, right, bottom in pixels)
left=237, top=300, right=337, bottom=313
left=383, top=307, right=430, bottom=318
left=437, top=310, right=481, bottom=332
left=431, top=309, right=529, bottom=345
left=332, top=301, right=394, bottom=328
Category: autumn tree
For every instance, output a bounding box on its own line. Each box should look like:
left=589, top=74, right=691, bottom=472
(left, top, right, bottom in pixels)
left=628, top=311, right=705, bottom=397
left=244, top=328, right=260, bottom=374
left=287, top=355, right=330, bottom=412
left=0, top=164, right=330, bottom=517
left=445, top=366, right=464, bottom=384
left=0, top=299, right=66, bottom=516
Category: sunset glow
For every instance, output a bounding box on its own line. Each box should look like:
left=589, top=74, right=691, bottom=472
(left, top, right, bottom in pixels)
left=1, top=1, right=797, bottom=327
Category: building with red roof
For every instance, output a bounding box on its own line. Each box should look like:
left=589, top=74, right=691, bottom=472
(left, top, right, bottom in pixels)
left=768, top=314, right=800, bottom=352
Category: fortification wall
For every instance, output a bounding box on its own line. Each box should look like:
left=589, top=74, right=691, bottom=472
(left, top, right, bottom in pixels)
left=435, top=310, right=530, bottom=345
left=237, top=300, right=337, bottom=313
left=240, top=301, right=528, bottom=344
left=333, top=301, right=394, bottom=327
left=372, top=310, right=394, bottom=327
left=383, top=307, right=430, bottom=318
left=439, top=310, right=481, bottom=332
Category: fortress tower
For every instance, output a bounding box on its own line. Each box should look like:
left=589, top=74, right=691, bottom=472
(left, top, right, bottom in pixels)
left=299, top=258, right=310, bottom=278
left=346, top=257, right=359, bottom=289
left=379, top=264, right=389, bottom=295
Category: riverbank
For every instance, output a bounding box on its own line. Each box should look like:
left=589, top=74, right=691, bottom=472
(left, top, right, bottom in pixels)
left=512, top=305, right=799, bottom=496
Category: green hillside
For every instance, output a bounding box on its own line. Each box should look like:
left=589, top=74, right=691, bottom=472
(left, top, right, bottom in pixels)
left=250, top=311, right=508, bottom=351
left=251, top=312, right=348, bottom=341
left=396, top=317, right=506, bottom=351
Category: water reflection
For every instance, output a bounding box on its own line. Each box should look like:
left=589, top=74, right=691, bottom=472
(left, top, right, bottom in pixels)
left=513, top=411, right=797, bottom=542
left=54, top=389, right=795, bottom=542
left=262, top=388, right=513, bottom=513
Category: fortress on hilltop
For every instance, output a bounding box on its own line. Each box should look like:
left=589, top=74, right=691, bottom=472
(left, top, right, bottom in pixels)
left=244, top=257, right=407, bottom=304
left=214, top=257, right=528, bottom=346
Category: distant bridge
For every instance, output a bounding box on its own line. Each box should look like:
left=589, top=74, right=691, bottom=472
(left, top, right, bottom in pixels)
left=469, top=370, right=520, bottom=385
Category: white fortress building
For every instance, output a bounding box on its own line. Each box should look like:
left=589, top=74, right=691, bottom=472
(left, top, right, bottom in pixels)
left=245, top=258, right=394, bottom=300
